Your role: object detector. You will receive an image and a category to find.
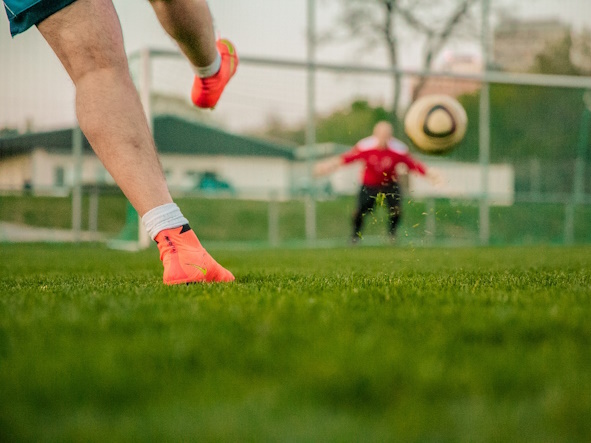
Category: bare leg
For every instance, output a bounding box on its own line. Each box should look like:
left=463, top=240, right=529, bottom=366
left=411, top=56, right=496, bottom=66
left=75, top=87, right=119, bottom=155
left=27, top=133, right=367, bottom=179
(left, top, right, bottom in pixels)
left=149, top=0, right=217, bottom=67
left=37, top=0, right=172, bottom=216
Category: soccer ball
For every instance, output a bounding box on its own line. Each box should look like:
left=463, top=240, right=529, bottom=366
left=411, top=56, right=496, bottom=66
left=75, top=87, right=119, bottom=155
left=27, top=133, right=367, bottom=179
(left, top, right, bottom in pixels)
left=404, top=94, right=467, bottom=154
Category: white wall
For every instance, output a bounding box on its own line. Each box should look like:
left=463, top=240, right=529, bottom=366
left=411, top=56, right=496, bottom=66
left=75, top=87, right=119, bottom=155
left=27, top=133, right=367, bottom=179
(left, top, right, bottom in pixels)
left=0, top=154, right=31, bottom=191
left=0, top=149, right=114, bottom=193
left=0, top=150, right=293, bottom=198
left=330, top=163, right=364, bottom=195
left=409, top=162, right=515, bottom=205
left=29, top=149, right=114, bottom=193
left=161, top=155, right=292, bottom=198
left=0, top=151, right=515, bottom=205
left=325, top=160, right=515, bottom=206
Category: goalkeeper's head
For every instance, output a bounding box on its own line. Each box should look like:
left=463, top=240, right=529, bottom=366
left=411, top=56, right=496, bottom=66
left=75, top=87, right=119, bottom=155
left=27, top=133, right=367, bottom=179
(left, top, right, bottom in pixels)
left=373, top=121, right=393, bottom=148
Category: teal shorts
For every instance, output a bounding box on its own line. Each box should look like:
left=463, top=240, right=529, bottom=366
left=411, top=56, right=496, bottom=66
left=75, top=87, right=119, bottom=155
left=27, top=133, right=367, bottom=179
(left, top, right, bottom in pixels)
left=3, top=0, right=78, bottom=36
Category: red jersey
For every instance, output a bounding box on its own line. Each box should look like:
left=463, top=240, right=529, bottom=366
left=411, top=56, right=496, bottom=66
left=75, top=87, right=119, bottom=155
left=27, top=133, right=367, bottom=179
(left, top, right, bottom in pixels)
left=341, top=136, right=427, bottom=187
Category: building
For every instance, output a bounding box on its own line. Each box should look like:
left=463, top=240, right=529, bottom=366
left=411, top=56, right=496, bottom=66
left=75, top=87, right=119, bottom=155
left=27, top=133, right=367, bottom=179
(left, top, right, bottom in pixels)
left=571, top=30, right=591, bottom=73
left=412, top=52, right=482, bottom=99
left=0, top=115, right=514, bottom=205
left=493, top=18, right=570, bottom=73
left=0, top=115, right=298, bottom=199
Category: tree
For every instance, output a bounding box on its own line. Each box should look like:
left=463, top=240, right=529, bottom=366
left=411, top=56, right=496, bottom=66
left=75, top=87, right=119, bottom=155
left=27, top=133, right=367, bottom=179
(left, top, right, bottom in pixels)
left=331, top=0, right=478, bottom=119
left=258, top=100, right=391, bottom=146
left=571, top=28, right=591, bottom=75
left=531, top=33, right=583, bottom=76
left=0, top=127, right=19, bottom=137
left=454, top=85, right=586, bottom=163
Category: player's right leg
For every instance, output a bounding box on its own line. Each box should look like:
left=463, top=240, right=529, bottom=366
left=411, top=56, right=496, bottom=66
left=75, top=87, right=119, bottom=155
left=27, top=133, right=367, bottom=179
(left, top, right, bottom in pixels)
left=385, top=182, right=403, bottom=239
left=352, top=186, right=377, bottom=242
left=148, top=0, right=238, bottom=109
left=36, top=0, right=233, bottom=284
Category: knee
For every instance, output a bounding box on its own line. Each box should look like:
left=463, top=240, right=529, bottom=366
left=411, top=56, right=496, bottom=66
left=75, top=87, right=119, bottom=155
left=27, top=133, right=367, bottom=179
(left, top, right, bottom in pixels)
left=72, top=38, right=128, bottom=84
left=46, top=18, right=127, bottom=83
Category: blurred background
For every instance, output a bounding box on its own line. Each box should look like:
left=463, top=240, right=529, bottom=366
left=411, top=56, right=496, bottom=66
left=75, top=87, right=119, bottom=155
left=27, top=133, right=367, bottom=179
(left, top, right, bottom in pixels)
left=1, top=0, right=590, bottom=248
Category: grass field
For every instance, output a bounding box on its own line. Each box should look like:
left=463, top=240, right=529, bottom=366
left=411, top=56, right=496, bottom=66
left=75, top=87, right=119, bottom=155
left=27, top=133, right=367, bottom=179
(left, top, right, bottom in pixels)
left=1, top=243, right=590, bottom=441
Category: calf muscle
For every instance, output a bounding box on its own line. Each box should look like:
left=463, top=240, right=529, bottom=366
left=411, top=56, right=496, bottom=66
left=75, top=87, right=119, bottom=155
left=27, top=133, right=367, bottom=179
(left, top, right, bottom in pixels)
left=37, top=0, right=172, bottom=215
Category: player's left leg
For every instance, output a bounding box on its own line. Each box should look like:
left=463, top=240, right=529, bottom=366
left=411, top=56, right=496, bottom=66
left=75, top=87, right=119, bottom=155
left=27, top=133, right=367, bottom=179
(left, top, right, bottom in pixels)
left=37, top=0, right=233, bottom=284
left=352, top=186, right=378, bottom=242
left=385, top=182, right=403, bottom=239
left=148, top=0, right=238, bottom=108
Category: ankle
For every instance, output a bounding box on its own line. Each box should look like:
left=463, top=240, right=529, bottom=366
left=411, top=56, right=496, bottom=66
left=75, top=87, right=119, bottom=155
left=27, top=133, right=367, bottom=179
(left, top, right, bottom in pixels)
left=193, top=51, right=221, bottom=78
left=142, top=203, right=189, bottom=240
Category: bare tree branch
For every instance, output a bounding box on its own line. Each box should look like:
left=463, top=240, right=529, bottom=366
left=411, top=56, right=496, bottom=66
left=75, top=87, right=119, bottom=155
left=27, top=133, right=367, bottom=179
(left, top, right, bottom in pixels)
left=331, top=0, right=478, bottom=117
left=412, top=0, right=478, bottom=98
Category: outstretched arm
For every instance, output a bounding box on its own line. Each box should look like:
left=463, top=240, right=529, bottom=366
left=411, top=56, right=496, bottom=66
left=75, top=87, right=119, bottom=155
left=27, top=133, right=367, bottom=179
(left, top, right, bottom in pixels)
left=314, top=145, right=364, bottom=177
left=399, top=153, right=444, bottom=188
left=313, top=156, right=343, bottom=177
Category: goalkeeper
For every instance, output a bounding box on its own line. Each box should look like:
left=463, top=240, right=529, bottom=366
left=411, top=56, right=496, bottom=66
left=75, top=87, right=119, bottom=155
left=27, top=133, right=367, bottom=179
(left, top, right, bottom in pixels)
left=315, top=121, right=442, bottom=242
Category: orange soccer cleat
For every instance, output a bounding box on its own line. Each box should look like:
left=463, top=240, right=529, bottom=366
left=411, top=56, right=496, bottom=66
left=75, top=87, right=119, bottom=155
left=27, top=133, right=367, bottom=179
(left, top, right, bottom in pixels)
left=191, top=38, right=239, bottom=109
left=155, top=225, right=235, bottom=285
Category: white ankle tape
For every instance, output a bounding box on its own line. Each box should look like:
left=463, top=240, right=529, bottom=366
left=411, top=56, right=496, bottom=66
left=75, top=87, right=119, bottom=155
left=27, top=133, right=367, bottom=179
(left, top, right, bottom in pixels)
left=142, top=203, right=189, bottom=240
left=194, top=52, right=222, bottom=78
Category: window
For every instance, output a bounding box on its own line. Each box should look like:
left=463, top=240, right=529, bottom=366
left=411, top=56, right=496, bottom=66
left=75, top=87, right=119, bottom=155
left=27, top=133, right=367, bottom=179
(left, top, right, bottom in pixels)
left=54, top=166, right=65, bottom=187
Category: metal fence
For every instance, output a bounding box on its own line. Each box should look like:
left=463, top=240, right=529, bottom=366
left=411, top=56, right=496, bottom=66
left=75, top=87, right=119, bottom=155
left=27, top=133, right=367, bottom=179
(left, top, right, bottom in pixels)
left=122, top=43, right=591, bottom=247
left=1, top=0, right=590, bottom=247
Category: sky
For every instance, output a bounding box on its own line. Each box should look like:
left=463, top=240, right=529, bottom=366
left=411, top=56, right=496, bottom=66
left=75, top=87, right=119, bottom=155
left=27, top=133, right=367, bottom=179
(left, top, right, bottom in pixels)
left=1, top=0, right=590, bottom=133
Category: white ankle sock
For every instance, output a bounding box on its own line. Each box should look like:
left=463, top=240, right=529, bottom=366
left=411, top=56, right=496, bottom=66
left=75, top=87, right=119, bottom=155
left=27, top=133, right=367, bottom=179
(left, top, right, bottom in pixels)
left=194, top=51, right=222, bottom=78
left=142, top=203, right=189, bottom=240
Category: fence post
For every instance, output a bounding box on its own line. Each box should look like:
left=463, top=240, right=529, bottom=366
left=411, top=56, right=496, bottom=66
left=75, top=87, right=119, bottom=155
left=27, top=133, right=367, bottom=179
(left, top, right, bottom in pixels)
left=71, top=127, right=83, bottom=242
left=564, top=96, right=590, bottom=244
left=89, top=185, right=99, bottom=233
left=530, top=158, right=541, bottom=199
left=305, top=0, right=317, bottom=244
left=268, top=192, right=279, bottom=247
left=564, top=203, right=575, bottom=245
left=425, top=198, right=436, bottom=244
left=479, top=0, right=491, bottom=246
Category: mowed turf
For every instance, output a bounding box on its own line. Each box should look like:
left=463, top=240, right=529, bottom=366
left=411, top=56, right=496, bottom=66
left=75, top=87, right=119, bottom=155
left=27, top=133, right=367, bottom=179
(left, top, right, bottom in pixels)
left=0, top=244, right=590, bottom=442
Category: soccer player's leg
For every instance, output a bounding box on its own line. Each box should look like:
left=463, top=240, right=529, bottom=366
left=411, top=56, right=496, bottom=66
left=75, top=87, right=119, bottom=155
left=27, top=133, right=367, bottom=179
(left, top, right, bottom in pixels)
left=385, top=183, right=403, bottom=239
left=37, top=0, right=233, bottom=284
left=352, top=186, right=378, bottom=242
left=149, top=0, right=238, bottom=109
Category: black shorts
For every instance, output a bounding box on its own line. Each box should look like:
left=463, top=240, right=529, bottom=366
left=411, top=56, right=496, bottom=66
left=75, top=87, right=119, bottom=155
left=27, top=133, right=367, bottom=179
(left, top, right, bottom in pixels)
left=357, top=183, right=402, bottom=212
left=4, top=0, right=78, bottom=36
